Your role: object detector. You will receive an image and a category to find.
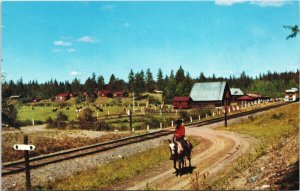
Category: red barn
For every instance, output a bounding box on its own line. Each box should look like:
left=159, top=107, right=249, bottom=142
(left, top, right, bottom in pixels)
left=97, top=90, right=113, bottom=98
left=173, top=96, right=192, bottom=109
left=55, top=93, right=70, bottom=102
left=114, top=91, right=129, bottom=97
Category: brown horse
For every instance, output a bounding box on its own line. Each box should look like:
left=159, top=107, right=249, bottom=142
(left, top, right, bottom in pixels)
left=169, top=137, right=193, bottom=176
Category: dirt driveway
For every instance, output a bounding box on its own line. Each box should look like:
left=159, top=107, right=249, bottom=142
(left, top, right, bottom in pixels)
left=124, top=119, right=256, bottom=190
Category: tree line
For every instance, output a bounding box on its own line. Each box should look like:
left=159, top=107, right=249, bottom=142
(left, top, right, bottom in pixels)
left=2, top=67, right=299, bottom=103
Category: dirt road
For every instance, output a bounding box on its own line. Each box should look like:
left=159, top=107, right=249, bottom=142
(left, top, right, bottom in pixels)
left=126, top=119, right=255, bottom=190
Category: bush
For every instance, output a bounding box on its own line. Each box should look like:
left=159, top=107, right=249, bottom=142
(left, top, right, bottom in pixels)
left=271, top=113, right=284, bottom=120
left=148, top=95, right=161, bottom=105
left=57, top=111, right=68, bottom=121
left=78, top=108, right=94, bottom=122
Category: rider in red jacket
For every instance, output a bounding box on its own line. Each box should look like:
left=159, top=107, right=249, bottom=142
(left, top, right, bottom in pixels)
left=174, top=119, right=187, bottom=154
left=174, top=121, right=185, bottom=139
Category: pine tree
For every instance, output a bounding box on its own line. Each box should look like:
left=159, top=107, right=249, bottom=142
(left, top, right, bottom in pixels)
left=146, top=68, right=155, bottom=93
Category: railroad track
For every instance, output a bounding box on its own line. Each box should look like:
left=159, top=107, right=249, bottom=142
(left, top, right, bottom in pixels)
left=2, top=129, right=173, bottom=176
left=2, top=102, right=292, bottom=176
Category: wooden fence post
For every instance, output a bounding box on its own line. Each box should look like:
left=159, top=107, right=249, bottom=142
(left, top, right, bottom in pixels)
left=24, top=135, right=31, bottom=191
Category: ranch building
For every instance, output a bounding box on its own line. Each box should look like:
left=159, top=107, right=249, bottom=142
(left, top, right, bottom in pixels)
left=97, top=90, right=113, bottom=98
left=172, top=96, right=192, bottom=109
left=55, top=93, right=70, bottom=102
left=114, top=91, right=129, bottom=97
left=190, top=81, right=231, bottom=109
left=230, top=88, right=244, bottom=102
left=285, top=88, right=299, bottom=101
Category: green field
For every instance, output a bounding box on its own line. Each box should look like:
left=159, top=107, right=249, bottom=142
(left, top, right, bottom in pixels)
left=16, top=94, right=164, bottom=123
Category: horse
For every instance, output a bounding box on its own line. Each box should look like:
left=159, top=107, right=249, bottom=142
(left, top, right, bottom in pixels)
left=169, top=137, right=193, bottom=176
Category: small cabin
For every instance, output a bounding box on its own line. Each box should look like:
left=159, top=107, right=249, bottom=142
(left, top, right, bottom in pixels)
left=97, top=90, right=113, bottom=98
left=230, top=88, right=244, bottom=102
left=55, top=93, right=70, bottom=102
left=173, top=96, right=192, bottom=109
left=190, top=81, right=231, bottom=109
left=114, top=91, right=129, bottom=97
left=285, top=88, right=299, bottom=101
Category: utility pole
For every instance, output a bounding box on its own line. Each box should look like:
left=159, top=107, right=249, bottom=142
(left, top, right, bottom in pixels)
left=132, top=92, right=135, bottom=113
left=130, top=109, right=132, bottom=132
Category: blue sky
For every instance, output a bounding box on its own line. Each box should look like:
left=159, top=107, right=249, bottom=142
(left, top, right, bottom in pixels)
left=2, top=1, right=299, bottom=83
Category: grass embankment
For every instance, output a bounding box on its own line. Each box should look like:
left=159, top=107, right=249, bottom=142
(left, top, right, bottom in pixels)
left=40, top=136, right=199, bottom=190
left=207, top=103, right=299, bottom=189
left=2, top=131, right=138, bottom=163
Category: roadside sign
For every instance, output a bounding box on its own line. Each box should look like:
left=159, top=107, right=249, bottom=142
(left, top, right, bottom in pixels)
left=13, top=144, right=35, bottom=151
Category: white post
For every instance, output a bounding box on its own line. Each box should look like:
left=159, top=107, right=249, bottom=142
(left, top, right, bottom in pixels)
left=32, top=119, right=34, bottom=126
left=190, top=116, right=192, bottom=123
left=160, top=122, right=162, bottom=129
left=206, top=113, right=208, bottom=118
left=199, top=115, right=201, bottom=121
left=213, top=112, right=215, bottom=117
left=172, top=120, right=174, bottom=127
left=147, top=125, right=149, bottom=131
left=132, top=128, right=135, bottom=132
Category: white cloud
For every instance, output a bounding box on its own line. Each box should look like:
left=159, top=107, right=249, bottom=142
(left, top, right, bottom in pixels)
left=67, top=48, right=76, bottom=53
left=124, top=22, right=130, bottom=27
left=69, top=71, right=81, bottom=76
left=77, top=36, right=99, bottom=43
left=215, top=0, right=246, bottom=6
left=101, top=5, right=117, bottom=11
left=250, top=1, right=290, bottom=7
left=215, top=0, right=291, bottom=6
left=53, top=40, right=72, bottom=46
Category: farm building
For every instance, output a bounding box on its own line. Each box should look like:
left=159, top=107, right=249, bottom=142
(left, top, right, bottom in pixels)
left=114, top=91, right=129, bottom=97
left=190, top=81, right=231, bottom=109
left=55, top=93, right=70, bottom=102
left=172, top=96, right=192, bottom=109
left=97, top=90, right=113, bottom=98
left=69, top=92, right=78, bottom=98
left=237, top=93, right=270, bottom=104
left=230, top=88, right=244, bottom=102
left=285, top=88, right=299, bottom=101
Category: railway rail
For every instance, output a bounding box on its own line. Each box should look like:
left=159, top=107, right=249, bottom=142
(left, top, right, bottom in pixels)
left=2, top=102, right=292, bottom=176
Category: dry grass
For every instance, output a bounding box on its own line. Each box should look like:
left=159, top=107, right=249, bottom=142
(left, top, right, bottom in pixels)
left=2, top=131, right=137, bottom=163
left=207, top=103, right=299, bottom=190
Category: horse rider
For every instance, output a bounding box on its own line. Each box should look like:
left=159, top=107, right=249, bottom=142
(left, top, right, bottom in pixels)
left=174, top=119, right=188, bottom=154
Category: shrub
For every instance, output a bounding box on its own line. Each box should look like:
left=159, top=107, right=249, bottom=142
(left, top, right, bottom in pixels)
left=271, top=113, right=284, bottom=119
left=57, top=111, right=68, bottom=121
left=78, top=108, right=94, bottom=122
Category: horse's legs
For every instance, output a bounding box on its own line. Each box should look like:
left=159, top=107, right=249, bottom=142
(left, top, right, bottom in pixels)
left=173, top=159, right=178, bottom=170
